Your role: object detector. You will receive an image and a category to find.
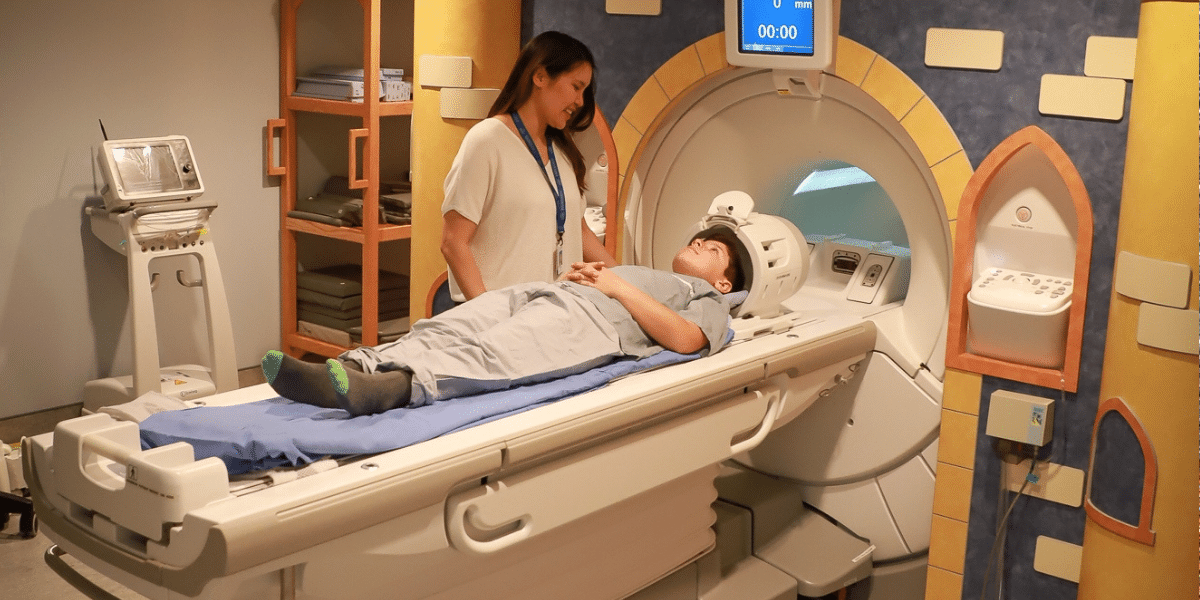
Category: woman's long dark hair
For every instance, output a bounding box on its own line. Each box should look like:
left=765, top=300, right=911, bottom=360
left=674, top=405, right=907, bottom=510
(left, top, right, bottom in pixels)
left=489, top=31, right=596, bottom=190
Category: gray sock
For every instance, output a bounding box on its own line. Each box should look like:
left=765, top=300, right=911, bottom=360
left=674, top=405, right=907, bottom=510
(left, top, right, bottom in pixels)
left=261, top=350, right=341, bottom=409
left=326, top=359, right=413, bottom=416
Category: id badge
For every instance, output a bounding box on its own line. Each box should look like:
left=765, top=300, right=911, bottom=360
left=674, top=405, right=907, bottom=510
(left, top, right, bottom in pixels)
left=554, top=235, right=564, bottom=276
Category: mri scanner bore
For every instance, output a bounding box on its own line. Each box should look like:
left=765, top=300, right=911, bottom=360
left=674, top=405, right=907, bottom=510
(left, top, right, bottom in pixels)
left=777, top=161, right=912, bottom=309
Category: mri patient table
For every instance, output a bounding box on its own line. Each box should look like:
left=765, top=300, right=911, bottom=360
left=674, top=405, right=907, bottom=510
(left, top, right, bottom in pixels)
left=26, top=310, right=876, bottom=600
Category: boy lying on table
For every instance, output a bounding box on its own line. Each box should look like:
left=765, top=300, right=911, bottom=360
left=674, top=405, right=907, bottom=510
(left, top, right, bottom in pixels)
left=262, top=229, right=746, bottom=416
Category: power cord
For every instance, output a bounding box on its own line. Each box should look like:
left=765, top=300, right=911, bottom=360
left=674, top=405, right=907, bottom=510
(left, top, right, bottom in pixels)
left=979, top=446, right=1039, bottom=600
left=981, top=379, right=1067, bottom=599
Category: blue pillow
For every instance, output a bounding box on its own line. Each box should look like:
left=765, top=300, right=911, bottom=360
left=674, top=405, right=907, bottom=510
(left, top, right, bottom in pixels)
left=725, top=290, right=749, bottom=308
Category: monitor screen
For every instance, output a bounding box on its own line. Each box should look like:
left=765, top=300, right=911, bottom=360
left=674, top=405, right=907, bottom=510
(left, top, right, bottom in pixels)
left=98, top=135, right=204, bottom=211
left=738, top=0, right=816, bottom=57
left=725, top=0, right=833, bottom=72
left=110, top=144, right=185, bottom=194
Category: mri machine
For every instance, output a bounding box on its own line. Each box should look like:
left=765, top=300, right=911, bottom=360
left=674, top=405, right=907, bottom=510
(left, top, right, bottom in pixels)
left=25, top=3, right=952, bottom=599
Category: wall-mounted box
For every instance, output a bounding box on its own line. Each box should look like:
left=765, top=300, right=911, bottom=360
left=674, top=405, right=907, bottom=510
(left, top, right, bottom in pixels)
left=986, top=390, right=1054, bottom=446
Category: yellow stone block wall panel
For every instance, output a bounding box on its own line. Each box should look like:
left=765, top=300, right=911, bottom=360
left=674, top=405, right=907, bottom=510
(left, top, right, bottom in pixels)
left=860, top=57, right=925, bottom=120
left=930, top=150, right=974, bottom=223
left=902, top=97, right=964, bottom=167
left=833, top=36, right=876, bottom=86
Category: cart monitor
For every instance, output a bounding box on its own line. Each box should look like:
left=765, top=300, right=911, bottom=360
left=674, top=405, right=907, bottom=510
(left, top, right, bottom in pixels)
left=98, top=135, right=205, bottom=212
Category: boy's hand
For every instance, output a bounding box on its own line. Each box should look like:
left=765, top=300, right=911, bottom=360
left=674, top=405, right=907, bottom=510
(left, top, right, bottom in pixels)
left=566, top=263, right=709, bottom=354
left=561, top=262, right=605, bottom=283
left=562, top=263, right=629, bottom=298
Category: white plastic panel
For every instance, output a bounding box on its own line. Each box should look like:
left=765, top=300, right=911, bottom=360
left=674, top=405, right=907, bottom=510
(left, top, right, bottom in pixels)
left=921, top=436, right=939, bottom=475
left=606, top=0, right=661, bottom=15
left=743, top=352, right=940, bottom=484
left=1003, top=458, right=1085, bottom=507
left=798, top=478, right=909, bottom=560
left=446, top=388, right=772, bottom=553
left=972, top=144, right=1079, bottom=280
left=876, top=450, right=937, bottom=554
left=1034, top=536, right=1083, bottom=583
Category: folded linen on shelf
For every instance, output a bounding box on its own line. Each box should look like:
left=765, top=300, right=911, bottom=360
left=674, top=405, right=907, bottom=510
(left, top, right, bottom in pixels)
left=295, top=193, right=370, bottom=226
left=350, top=317, right=410, bottom=344
left=299, top=316, right=411, bottom=347
left=296, top=266, right=409, bottom=298
left=298, top=287, right=408, bottom=312
left=296, top=308, right=408, bottom=331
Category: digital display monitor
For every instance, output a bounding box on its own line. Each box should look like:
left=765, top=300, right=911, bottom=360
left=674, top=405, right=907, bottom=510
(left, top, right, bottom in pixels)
left=725, top=0, right=834, bottom=72
left=739, top=0, right=816, bottom=56
left=98, top=135, right=205, bottom=212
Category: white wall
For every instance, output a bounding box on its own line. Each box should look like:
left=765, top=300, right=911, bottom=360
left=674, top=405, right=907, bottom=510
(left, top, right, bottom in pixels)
left=0, top=1, right=282, bottom=419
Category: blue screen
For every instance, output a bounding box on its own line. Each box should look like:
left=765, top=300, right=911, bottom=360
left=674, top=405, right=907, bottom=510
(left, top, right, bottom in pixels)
left=739, top=0, right=816, bottom=56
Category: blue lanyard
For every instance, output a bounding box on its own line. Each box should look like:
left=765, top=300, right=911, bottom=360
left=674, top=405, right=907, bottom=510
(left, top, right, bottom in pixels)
left=511, top=112, right=567, bottom=237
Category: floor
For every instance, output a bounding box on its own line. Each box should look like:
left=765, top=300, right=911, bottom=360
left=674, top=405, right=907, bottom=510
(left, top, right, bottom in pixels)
left=1, top=366, right=268, bottom=600
left=0, top=521, right=144, bottom=600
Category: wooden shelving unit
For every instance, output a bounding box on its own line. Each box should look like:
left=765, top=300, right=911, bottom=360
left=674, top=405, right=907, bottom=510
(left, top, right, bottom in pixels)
left=269, top=0, right=415, bottom=357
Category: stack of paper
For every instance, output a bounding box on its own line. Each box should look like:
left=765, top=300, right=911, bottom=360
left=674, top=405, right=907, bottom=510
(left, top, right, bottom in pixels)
left=294, top=66, right=412, bottom=102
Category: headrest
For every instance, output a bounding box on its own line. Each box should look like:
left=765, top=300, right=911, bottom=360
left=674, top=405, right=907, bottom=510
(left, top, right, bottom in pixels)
left=691, top=191, right=809, bottom=318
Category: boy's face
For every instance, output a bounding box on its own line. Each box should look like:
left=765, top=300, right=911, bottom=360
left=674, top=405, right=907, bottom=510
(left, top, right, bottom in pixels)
left=672, top=238, right=733, bottom=293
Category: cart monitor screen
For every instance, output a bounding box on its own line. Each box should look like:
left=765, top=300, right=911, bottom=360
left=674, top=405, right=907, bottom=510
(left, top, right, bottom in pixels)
left=99, top=135, right=204, bottom=211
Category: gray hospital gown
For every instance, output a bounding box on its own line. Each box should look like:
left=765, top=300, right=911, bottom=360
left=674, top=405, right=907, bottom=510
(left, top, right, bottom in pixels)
left=340, top=266, right=731, bottom=408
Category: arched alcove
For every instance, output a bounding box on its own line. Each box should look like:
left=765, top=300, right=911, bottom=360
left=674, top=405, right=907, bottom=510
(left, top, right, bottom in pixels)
left=944, top=125, right=1093, bottom=392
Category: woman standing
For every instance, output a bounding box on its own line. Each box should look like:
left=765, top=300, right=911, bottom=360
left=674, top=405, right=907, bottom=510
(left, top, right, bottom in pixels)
left=440, top=31, right=617, bottom=302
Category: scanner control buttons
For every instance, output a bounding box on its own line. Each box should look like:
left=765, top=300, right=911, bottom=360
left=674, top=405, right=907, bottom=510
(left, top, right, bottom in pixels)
left=970, top=268, right=1073, bottom=312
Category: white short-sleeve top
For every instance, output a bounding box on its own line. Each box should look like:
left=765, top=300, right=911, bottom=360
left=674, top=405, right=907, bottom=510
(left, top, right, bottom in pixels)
left=442, top=118, right=586, bottom=302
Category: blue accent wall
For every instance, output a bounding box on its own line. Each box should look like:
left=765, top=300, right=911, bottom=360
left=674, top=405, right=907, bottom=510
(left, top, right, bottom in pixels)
left=526, top=2, right=1140, bottom=599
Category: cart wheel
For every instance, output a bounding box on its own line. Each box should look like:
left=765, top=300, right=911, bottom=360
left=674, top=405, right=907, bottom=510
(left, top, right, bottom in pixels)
left=20, top=513, right=38, bottom=538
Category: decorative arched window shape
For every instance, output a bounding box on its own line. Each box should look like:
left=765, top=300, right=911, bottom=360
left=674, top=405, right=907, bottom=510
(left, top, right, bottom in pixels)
left=1085, top=397, right=1158, bottom=546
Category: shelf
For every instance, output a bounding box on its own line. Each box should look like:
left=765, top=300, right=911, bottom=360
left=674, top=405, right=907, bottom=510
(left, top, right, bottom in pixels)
left=286, top=217, right=412, bottom=243
left=278, top=0, right=416, bottom=357
left=286, top=95, right=414, bottom=117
